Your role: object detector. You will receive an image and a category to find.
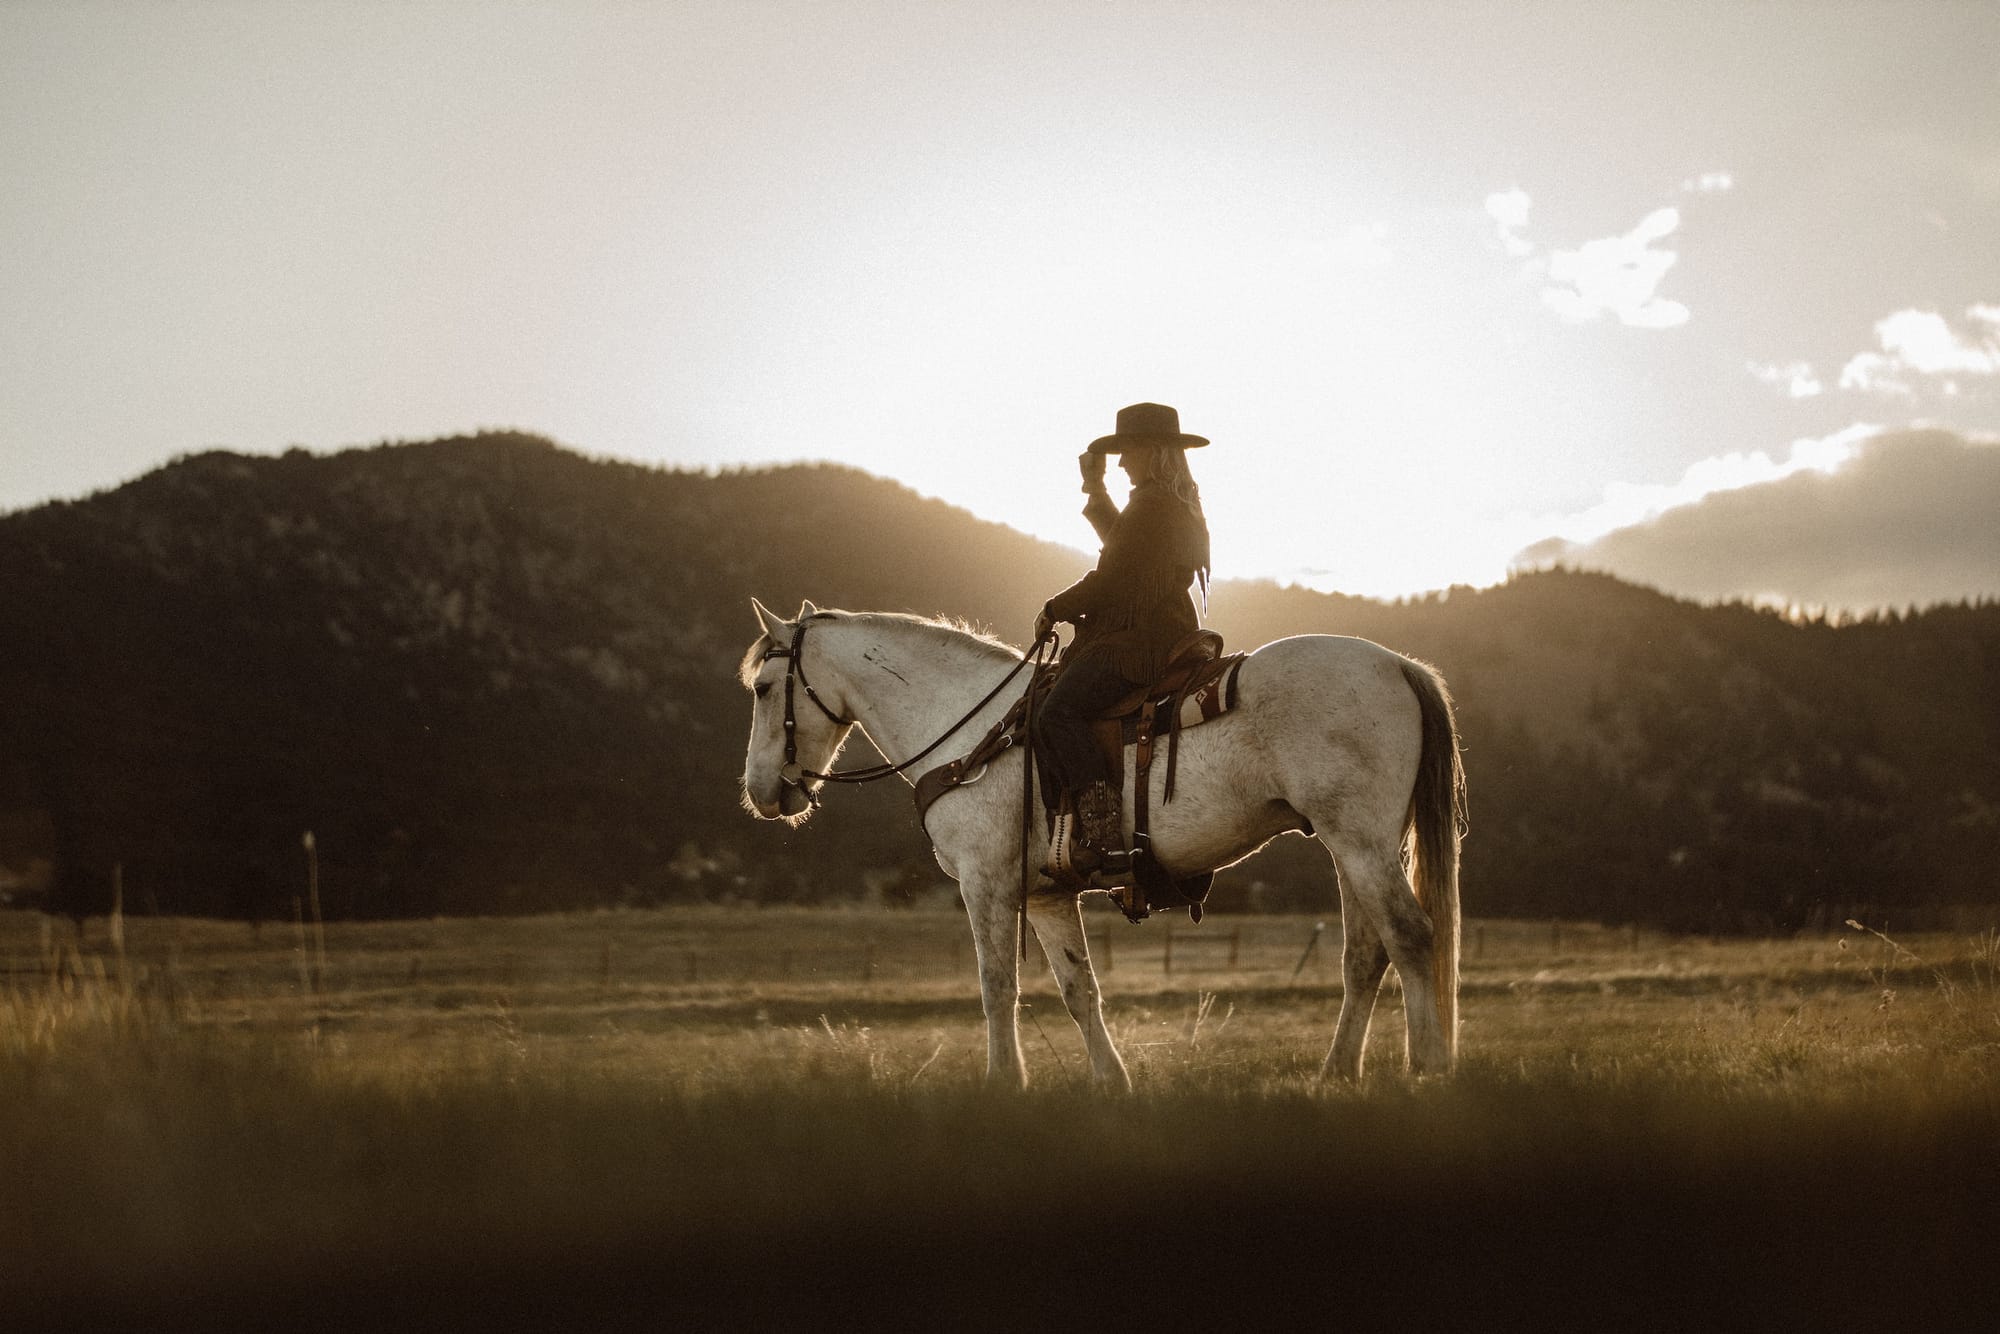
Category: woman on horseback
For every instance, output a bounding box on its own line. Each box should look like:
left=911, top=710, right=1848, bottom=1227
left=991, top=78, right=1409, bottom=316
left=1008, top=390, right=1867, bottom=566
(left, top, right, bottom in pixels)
left=1033, top=402, right=1212, bottom=885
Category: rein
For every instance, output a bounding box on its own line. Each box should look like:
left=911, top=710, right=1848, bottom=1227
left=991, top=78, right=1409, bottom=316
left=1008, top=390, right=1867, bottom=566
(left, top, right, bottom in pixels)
left=763, top=616, right=1051, bottom=807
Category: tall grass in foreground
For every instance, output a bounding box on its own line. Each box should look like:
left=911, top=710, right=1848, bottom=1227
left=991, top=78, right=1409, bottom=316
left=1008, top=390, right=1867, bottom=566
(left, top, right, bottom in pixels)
left=3, top=914, right=1999, bottom=1325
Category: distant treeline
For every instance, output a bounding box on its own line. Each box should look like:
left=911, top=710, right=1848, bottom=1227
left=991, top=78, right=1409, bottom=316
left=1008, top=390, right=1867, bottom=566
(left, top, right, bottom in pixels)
left=2, top=433, right=1995, bottom=931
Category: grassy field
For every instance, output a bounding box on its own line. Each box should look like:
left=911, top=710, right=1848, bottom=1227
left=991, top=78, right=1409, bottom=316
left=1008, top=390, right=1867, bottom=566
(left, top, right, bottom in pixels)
left=5, top=903, right=1999, bottom=1329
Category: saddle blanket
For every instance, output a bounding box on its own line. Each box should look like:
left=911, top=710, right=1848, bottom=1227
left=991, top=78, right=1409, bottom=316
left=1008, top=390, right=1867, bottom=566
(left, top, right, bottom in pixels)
left=1105, top=655, right=1245, bottom=744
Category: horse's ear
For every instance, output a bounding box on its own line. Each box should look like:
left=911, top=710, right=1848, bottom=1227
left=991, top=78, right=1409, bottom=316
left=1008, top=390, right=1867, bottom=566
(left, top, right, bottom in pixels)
left=797, top=598, right=820, bottom=619
left=751, top=597, right=790, bottom=641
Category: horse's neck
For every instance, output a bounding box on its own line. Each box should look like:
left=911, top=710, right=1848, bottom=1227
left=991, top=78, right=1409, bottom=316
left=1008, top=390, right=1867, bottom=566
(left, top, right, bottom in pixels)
left=821, top=619, right=1019, bottom=771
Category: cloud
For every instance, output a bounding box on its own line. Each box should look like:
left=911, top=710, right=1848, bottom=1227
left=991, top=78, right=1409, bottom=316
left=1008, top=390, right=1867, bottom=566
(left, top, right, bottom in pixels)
left=1681, top=171, right=1735, bottom=194
left=1541, top=207, right=1689, bottom=329
left=1513, top=428, right=2000, bottom=610
left=1484, top=188, right=1534, bottom=256
left=1840, top=304, right=2000, bottom=394
left=1522, top=426, right=1872, bottom=549
left=1838, top=351, right=1915, bottom=396
left=1748, top=360, right=1825, bottom=398
left=1877, top=307, right=1999, bottom=374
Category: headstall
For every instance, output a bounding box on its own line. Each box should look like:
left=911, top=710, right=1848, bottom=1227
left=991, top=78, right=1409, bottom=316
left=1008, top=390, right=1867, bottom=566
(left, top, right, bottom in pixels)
left=760, top=615, right=1051, bottom=808
left=761, top=617, right=852, bottom=806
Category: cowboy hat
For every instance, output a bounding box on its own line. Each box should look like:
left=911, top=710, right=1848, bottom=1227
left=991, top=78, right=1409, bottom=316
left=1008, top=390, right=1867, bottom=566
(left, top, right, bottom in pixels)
left=1088, top=402, right=1210, bottom=453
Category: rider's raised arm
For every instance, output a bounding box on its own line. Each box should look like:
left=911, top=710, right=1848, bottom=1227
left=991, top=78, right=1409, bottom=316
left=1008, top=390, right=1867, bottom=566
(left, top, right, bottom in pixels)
left=1081, top=487, right=1120, bottom=543
left=1079, top=448, right=1119, bottom=543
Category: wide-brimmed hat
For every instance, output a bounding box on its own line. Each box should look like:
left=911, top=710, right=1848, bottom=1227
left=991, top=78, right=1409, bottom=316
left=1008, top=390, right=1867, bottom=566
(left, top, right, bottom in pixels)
left=1088, top=402, right=1210, bottom=453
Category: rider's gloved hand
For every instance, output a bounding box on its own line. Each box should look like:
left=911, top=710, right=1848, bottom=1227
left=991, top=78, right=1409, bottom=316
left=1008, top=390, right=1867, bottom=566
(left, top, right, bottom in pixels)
left=1033, top=606, right=1055, bottom=644
left=1078, top=449, right=1107, bottom=492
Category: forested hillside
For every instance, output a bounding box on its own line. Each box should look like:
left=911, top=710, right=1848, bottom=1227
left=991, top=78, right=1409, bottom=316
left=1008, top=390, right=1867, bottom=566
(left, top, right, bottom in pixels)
left=2, top=433, right=1995, bottom=929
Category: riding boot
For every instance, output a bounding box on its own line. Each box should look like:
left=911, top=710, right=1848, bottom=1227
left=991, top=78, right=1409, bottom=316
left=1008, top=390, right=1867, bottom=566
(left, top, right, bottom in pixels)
left=1076, top=779, right=1135, bottom=889
left=1045, top=792, right=1103, bottom=881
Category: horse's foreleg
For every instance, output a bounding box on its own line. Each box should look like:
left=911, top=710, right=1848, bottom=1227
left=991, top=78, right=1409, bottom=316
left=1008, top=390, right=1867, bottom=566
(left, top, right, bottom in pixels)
left=962, top=875, right=1028, bottom=1089
left=1027, top=892, right=1131, bottom=1090
left=1324, top=878, right=1391, bottom=1081
left=1327, top=838, right=1451, bottom=1076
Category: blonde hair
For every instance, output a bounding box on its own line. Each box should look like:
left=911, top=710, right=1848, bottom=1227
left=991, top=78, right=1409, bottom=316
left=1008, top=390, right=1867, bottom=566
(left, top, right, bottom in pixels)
left=1143, top=445, right=1202, bottom=508
left=1135, top=446, right=1210, bottom=608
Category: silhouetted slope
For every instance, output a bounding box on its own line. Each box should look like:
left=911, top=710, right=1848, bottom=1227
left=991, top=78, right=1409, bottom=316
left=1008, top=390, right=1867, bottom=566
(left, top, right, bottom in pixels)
left=2, top=433, right=1995, bottom=926
left=1220, top=572, right=2000, bottom=926
left=0, top=435, right=1084, bottom=918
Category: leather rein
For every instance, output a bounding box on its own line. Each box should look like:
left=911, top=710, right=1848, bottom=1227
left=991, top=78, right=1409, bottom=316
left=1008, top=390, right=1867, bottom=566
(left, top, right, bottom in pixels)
left=762, top=616, right=1050, bottom=809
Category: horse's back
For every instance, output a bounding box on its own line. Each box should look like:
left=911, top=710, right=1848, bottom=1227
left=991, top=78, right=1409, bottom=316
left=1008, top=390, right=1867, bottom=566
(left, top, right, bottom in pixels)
left=1230, top=633, right=1428, bottom=804
left=1238, top=633, right=1424, bottom=709
left=1109, top=632, right=1426, bottom=875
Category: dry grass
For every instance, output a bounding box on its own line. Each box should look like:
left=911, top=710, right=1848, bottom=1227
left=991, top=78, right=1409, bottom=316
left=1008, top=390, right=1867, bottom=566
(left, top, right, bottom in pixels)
left=4, top=905, right=1998, bottom=1328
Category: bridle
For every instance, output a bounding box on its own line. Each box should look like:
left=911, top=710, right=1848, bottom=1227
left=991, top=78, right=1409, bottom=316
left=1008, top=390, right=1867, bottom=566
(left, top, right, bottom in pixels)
left=760, top=615, right=1050, bottom=809
left=760, top=617, right=853, bottom=806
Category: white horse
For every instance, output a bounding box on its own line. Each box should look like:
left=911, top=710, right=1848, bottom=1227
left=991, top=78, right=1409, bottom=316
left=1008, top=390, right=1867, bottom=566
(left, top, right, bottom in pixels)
left=739, top=599, right=1466, bottom=1087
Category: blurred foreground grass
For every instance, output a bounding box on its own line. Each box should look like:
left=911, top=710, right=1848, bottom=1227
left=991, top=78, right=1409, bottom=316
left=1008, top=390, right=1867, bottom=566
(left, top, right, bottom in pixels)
left=4, top=907, right=1998, bottom=1329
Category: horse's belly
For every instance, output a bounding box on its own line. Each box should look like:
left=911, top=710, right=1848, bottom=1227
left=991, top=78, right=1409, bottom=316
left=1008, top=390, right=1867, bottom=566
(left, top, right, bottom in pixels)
left=1126, top=636, right=1419, bottom=875
left=1130, top=721, right=1301, bottom=875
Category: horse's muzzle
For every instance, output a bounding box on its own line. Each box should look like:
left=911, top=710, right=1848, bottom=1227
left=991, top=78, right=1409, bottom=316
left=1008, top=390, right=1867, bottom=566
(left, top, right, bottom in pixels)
left=778, top=776, right=820, bottom=818
left=746, top=775, right=816, bottom=820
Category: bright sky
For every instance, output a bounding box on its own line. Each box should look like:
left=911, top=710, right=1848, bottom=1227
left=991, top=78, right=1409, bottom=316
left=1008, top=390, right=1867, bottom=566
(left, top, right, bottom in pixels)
left=3, top=1, right=1996, bottom=604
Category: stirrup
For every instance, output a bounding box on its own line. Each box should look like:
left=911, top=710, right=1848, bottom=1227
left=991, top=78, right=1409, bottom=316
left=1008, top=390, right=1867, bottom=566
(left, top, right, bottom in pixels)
left=1087, top=848, right=1136, bottom=891
left=1107, top=871, right=1148, bottom=923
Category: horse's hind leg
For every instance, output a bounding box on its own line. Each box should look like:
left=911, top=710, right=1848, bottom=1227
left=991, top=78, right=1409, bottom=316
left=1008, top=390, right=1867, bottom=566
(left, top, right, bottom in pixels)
left=1027, top=892, right=1131, bottom=1090
left=1325, top=835, right=1451, bottom=1076
left=961, top=873, right=1028, bottom=1088
left=1324, top=878, right=1391, bottom=1081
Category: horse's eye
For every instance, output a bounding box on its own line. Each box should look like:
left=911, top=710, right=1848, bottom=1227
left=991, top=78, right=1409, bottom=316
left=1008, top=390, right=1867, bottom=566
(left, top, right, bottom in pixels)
left=755, top=682, right=772, bottom=699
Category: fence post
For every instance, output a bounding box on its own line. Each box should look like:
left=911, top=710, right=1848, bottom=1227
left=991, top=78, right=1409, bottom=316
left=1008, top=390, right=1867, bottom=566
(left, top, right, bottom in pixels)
left=1163, top=925, right=1174, bottom=976
left=1291, top=920, right=1326, bottom=979
left=110, top=863, right=125, bottom=983
left=303, top=832, right=326, bottom=995
left=292, top=897, right=310, bottom=994
left=1098, top=929, right=1113, bottom=973
left=1227, top=927, right=1240, bottom=969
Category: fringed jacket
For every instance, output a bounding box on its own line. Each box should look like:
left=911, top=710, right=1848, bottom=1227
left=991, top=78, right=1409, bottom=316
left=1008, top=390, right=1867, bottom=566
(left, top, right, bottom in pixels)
left=1044, top=479, right=1208, bottom=684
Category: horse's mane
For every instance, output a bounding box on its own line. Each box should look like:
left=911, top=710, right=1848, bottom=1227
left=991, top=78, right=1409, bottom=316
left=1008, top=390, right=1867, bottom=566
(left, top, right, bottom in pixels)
left=738, top=609, right=1020, bottom=688
left=870, top=610, right=1020, bottom=658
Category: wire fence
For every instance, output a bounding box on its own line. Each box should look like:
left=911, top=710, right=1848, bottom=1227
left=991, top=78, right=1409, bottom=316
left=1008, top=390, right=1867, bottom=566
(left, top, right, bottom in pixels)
left=3, top=906, right=1865, bottom=1006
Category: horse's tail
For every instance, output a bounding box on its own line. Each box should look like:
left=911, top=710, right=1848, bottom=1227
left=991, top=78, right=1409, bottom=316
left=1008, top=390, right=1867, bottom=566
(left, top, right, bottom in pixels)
left=1399, top=659, right=1466, bottom=1061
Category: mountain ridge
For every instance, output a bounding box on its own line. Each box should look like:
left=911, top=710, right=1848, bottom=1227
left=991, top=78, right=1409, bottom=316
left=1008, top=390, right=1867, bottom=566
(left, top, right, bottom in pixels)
left=3, top=432, right=1995, bottom=928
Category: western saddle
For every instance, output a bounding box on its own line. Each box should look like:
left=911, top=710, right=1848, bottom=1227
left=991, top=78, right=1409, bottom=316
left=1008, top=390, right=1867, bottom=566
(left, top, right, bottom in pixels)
left=914, top=631, right=1247, bottom=922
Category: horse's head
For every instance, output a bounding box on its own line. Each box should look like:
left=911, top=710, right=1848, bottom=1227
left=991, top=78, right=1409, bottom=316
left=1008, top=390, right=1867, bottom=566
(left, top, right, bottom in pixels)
left=739, top=597, right=854, bottom=823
